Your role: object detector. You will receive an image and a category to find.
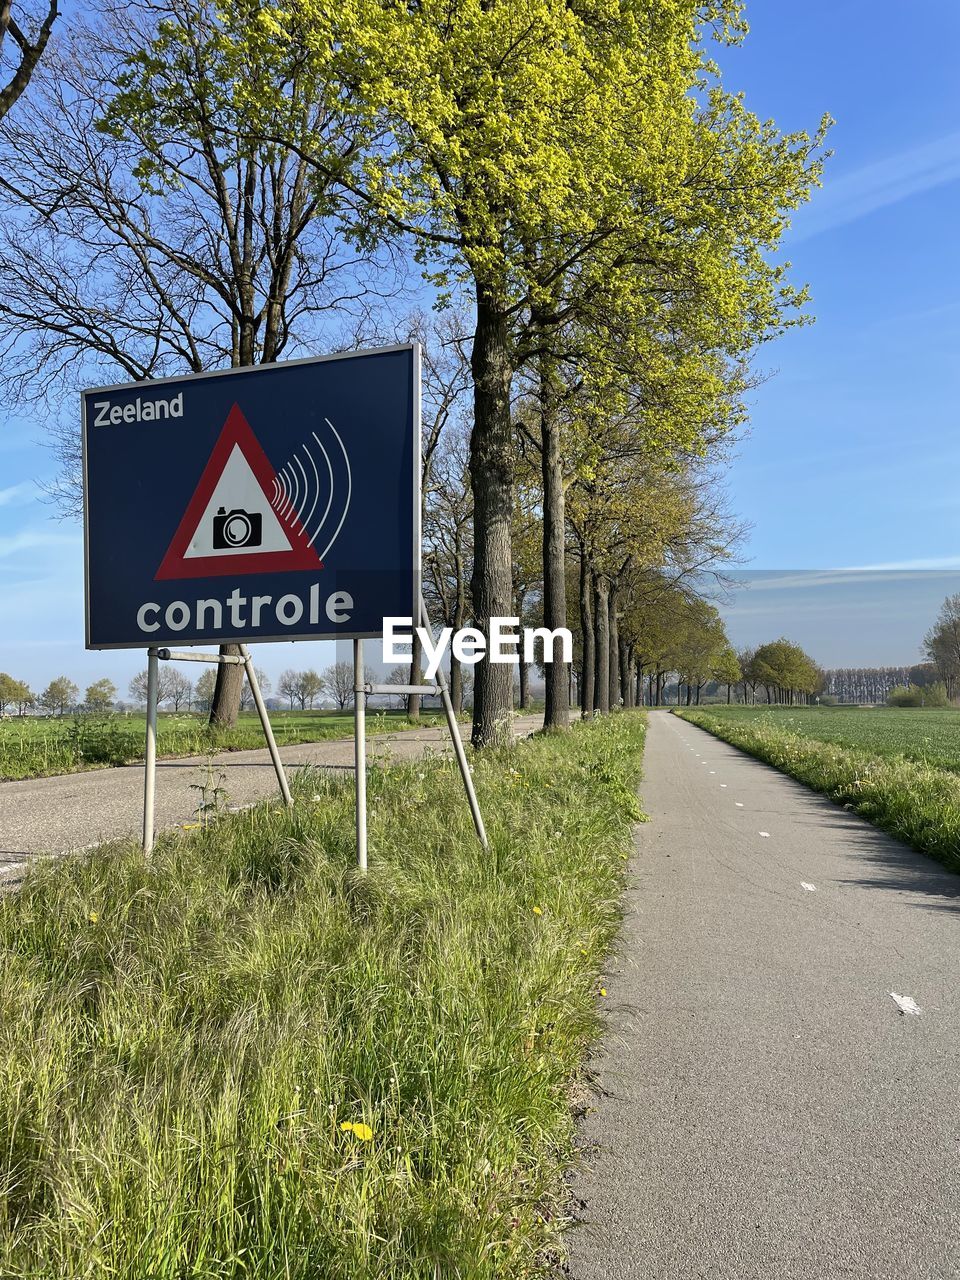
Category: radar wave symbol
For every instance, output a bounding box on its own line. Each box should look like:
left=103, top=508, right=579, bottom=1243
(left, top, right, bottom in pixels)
left=270, top=418, right=351, bottom=564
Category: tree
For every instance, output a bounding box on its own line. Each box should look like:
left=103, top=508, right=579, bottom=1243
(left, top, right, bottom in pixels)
left=0, top=671, right=21, bottom=714
left=84, top=677, right=116, bottom=712
left=712, top=648, right=742, bottom=705
left=0, top=0, right=58, bottom=123
left=925, top=594, right=960, bottom=700
left=128, top=666, right=176, bottom=707
left=381, top=665, right=412, bottom=709
left=277, top=669, right=301, bottom=711
left=0, top=671, right=34, bottom=715
left=194, top=668, right=217, bottom=712
left=239, top=668, right=270, bottom=711
left=164, top=669, right=193, bottom=712
left=39, top=675, right=78, bottom=715
left=299, top=670, right=324, bottom=711
left=0, top=0, right=382, bottom=728
left=323, top=661, right=354, bottom=711
left=751, top=639, right=820, bottom=705
left=270, top=0, right=788, bottom=744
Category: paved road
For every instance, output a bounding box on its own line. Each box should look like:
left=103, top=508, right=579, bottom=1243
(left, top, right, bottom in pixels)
left=567, top=710, right=960, bottom=1280
left=0, top=715, right=541, bottom=880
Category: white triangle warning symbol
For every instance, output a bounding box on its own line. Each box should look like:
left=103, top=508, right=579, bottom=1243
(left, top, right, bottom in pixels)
left=156, top=404, right=324, bottom=580
left=182, top=444, right=292, bottom=559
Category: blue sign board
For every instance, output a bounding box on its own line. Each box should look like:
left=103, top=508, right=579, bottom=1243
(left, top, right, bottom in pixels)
left=83, top=345, right=419, bottom=649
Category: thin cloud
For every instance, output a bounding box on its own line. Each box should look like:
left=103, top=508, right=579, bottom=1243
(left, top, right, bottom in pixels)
left=0, top=481, right=36, bottom=508
left=840, top=556, right=960, bottom=572
left=791, top=130, right=960, bottom=242
left=0, top=529, right=78, bottom=559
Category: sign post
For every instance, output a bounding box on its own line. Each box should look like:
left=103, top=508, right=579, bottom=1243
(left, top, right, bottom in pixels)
left=82, top=344, right=485, bottom=865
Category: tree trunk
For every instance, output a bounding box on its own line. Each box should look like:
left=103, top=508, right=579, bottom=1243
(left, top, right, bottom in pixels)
left=539, top=357, right=569, bottom=731
left=607, top=586, right=619, bottom=710
left=407, top=630, right=423, bottom=723
left=469, top=289, right=515, bottom=747
left=450, top=655, right=463, bottom=714
left=594, top=575, right=610, bottom=716
left=209, top=644, right=244, bottom=728
left=620, top=640, right=632, bottom=708
left=518, top=658, right=530, bottom=709
left=579, top=548, right=594, bottom=719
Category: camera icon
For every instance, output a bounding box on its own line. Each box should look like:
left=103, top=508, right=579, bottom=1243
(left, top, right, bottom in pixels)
left=212, top=506, right=263, bottom=549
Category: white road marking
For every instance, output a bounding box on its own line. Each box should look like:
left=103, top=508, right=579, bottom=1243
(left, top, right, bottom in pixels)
left=801, top=882, right=816, bottom=892
left=889, top=992, right=922, bottom=1016
left=720, top=784, right=727, bottom=788
left=759, top=831, right=770, bottom=838
left=709, top=771, right=716, bottom=775
left=735, top=802, right=744, bottom=807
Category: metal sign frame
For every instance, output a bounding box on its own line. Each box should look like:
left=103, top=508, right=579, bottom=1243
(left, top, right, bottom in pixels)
left=84, top=347, right=485, bottom=866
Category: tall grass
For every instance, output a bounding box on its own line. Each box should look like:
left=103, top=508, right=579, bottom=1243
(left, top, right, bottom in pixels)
left=0, top=709, right=445, bottom=782
left=677, top=707, right=960, bottom=872
left=0, top=712, right=646, bottom=1277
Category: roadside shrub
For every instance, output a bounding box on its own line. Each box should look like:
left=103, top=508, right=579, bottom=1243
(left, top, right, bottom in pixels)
left=887, top=682, right=949, bottom=708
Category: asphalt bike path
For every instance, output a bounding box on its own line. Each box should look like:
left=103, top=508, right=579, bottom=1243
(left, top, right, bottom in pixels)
left=566, top=709, right=960, bottom=1280
left=0, top=715, right=542, bottom=882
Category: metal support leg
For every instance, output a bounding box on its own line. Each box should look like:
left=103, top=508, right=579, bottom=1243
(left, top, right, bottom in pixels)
left=354, top=637, right=368, bottom=873
left=419, top=596, right=488, bottom=849
left=239, top=644, right=292, bottom=807
left=143, top=647, right=159, bottom=854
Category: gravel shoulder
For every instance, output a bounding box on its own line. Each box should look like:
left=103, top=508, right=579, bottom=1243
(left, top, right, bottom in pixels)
left=0, top=715, right=542, bottom=880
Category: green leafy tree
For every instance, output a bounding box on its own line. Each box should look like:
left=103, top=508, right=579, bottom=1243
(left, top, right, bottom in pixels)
left=84, top=677, right=116, bottom=712
left=712, top=648, right=742, bottom=705
left=194, top=668, right=218, bottom=712
left=260, top=0, right=827, bottom=744
left=39, top=675, right=78, bottom=715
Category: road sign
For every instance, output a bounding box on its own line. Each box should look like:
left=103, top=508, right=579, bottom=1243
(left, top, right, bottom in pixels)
left=83, top=345, right=419, bottom=648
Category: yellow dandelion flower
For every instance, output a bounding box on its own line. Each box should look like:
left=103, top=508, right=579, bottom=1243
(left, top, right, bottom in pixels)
left=88, top=911, right=99, bottom=924
left=532, top=906, right=543, bottom=916
left=182, top=822, right=201, bottom=830
left=340, top=1120, right=374, bottom=1141
left=599, top=987, right=607, bottom=997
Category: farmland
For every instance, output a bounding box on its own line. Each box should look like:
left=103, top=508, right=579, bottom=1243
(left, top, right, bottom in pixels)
left=683, top=705, right=960, bottom=772
left=0, top=708, right=445, bottom=783
left=676, top=705, right=960, bottom=870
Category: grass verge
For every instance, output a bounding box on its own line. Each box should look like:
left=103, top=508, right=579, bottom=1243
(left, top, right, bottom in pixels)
left=0, top=711, right=646, bottom=1278
left=0, top=709, right=447, bottom=783
left=676, top=707, right=960, bottom=872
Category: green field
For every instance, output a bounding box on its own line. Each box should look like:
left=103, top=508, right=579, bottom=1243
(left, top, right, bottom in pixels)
left=0, top=712, right=646, bottom=1277
left=0, top=708, right=446, bottom=782
left=685, top=705, right=960, bottom=772
left=676, top=705, right=960, bottom=870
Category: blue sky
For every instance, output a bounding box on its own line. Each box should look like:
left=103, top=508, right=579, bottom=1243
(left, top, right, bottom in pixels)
left=1, top=0, right=959, bottom=690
